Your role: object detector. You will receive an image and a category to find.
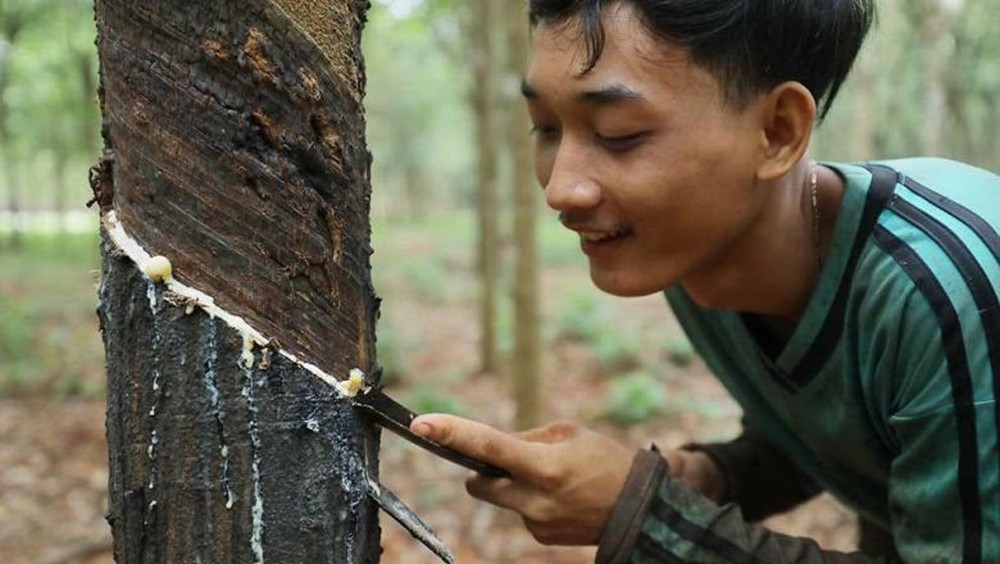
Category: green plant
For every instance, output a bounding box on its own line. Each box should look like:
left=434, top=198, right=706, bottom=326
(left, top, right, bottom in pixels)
left=0, top=297, right=33, bottom=361
left=53, top=375, right=104, bottom=398
left=600, top=371, right=671, bottom=426
left=401, top=259, right=450, bottom=305
left=550, top=291, right=612, bottom=342
left=0, top=233, right=103, bottom=396
left=665, top=337, right=696, bottom=367
left=551, top=291, right=643, bottom=369
left=406, top=385, right=467, bottom=416
left=591, top=330, right=643, bottom=371
left=375, top=323, right=404, bottom=387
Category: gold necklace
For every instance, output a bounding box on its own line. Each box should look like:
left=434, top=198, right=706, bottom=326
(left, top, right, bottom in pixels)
left=809, top=161, right=821, bottom=268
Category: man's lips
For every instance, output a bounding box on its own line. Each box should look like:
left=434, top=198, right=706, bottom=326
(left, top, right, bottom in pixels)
left=559, top=213, right=634, bottom=255
left=560, top=213, right=632, bottom=239
left=569, top=225, right=634, bottom=259
left=576, top=226, right=633, bottom=243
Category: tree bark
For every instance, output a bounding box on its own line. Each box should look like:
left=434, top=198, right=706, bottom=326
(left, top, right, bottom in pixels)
left=504, top=1, right=541, bottom=430
left=473, top=0, right=501, bottom=374
left=93, top=0, right=381, bottom=561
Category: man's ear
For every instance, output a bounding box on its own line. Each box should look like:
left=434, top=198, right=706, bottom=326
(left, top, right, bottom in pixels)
left=755, top=82, right=817, bottom=182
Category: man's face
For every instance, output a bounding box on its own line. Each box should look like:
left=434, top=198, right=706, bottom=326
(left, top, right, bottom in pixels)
left=525, top=6, right=769, bottom=299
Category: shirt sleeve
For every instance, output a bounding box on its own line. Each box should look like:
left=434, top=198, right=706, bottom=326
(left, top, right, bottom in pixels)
left=881, top=324, right=1000, bottom=563
left=597, top=454, right=893, bottom=564
left=630, top=476, right=886, bottom=563
left=682, top=422, right=823, bottom=522
left=859, top=257, right=1000, bottom=563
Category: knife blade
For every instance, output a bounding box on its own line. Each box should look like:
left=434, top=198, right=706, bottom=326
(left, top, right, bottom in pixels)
left=367, top=479, right=455, bottom=564
left=353, top=388, right=510, bottom=479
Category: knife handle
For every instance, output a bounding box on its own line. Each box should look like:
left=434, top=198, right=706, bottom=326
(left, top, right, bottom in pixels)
left=380, top=417, right=511, bottom=479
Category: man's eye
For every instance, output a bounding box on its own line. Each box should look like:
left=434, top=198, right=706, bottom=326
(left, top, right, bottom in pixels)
left=595, top=131, right=648, bottom=152
left=531, top=125, right=560, bottom=142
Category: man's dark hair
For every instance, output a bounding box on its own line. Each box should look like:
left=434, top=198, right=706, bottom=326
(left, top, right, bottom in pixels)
left=528, top=0, right=876, bottom=119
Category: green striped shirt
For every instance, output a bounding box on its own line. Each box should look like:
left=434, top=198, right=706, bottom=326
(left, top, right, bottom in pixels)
left=642, top=159, right=1000, bottom=562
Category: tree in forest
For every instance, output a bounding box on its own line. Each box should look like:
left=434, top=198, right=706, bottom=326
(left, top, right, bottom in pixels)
left=941, top=0, right=999, bottom=166
left=905, top=0, right=963, bottom=157
left=383, top=0, right=506, bottom=375
left=472, top=0, right=501, bottom=374
left=0, top=0, right=34, bottom=247
left=503, top=0, right=541, bottom=430
left=92, top=0, right=383, bottom=560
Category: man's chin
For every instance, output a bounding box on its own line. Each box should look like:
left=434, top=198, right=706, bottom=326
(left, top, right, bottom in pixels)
left=589, top=267, right=664, bottom=298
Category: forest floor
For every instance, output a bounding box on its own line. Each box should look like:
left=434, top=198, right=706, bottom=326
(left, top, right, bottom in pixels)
left=0, top=218, right=858, bottom=563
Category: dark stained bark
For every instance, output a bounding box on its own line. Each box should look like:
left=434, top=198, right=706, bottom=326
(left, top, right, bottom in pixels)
left=98, top=259, right=378, bottom=562
left=93, top=0, right=381, bottom=561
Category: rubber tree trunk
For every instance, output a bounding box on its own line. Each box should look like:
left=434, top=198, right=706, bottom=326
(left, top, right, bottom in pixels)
left=473, top=0, right=501, bottom=375
left=504, top=1, right=541, bottom=430
left=92, top=0, right=381, bottom=561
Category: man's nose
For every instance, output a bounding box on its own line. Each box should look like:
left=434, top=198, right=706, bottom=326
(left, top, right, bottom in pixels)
left=543, top=153, right=602, bottom=212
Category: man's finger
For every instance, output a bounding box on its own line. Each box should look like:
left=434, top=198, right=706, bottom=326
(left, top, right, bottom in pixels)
left=466, top=475, right=552, bottom=523
left=514, top=420, right=579, bottom=444
left=410, top=413, right=544, bottom=477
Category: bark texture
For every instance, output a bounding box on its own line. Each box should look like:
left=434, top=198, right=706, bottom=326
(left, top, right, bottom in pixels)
left=93, top=0, right=380, bottom=561
left=93, top=0, right=373, bottom=373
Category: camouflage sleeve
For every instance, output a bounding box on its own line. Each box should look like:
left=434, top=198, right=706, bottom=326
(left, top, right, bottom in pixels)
left=595, top=445, right=893, bottom=564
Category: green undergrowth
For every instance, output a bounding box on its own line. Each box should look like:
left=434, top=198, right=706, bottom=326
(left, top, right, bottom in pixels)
left=0, top=232, right=103, bottom=397
left=600, top=370, right=735, bottom=427
left=405, top=383, right=468, bottom=417
left=549, top=290, right=644, bottom=370
left=665, top=336, right=696, bottom=367
left=600, top=371, right=672, bottom=426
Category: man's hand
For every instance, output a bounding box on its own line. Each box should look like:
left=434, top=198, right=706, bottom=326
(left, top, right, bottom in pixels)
left=410, top=414, right=634, bottom=545
left=664, top=448, right=727, bottom=504
left=410, top=414, right=728, bottom=546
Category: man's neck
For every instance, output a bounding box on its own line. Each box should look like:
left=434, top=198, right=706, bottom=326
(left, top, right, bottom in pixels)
left=679, top=162, right=844, bottom=322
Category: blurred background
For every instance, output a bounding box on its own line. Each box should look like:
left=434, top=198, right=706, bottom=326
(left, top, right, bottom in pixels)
left=0, top=0, right=996, bottom=562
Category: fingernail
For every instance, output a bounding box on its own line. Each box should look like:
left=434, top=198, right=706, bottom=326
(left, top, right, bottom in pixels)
left=412, top=422, right=432, bottom=437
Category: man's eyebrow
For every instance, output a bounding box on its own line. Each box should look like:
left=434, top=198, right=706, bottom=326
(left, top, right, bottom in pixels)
left=521, top=80, right=646, bottom=105
left=579, top=84, right=645, bottom=105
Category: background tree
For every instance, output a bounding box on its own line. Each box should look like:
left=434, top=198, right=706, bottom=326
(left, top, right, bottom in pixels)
left=504, top=0, right=541, bottom=430
left=1, top=0, right=99, bottom=239
left=472, top=0, right=501, bottom=374
left=0, top=0, right=33, bottom=247
left=906, top=0, right=963, bottom=156
left=93, top=0, right=381, bottom=560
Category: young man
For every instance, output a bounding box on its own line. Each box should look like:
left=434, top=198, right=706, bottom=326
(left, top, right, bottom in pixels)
left=411, top=1, right=1000, bottom=561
